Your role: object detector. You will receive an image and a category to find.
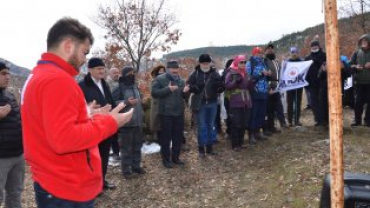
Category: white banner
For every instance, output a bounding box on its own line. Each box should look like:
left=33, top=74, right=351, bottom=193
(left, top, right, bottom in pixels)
left=344, top=76, right=353, bottom=90
left=277, top=60, right=313, bottom=93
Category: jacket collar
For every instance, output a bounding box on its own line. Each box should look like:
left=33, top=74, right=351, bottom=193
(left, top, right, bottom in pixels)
left=84, top=73, right=108, bottom=88
left=39, top=53, right=79, bottom=76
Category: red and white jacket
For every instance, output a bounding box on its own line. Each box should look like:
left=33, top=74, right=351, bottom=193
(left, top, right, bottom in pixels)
left=21, top=53, right=117, bottom=202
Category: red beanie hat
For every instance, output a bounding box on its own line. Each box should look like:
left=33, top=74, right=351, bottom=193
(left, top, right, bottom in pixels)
left=251, top=47, right=263, bottom=56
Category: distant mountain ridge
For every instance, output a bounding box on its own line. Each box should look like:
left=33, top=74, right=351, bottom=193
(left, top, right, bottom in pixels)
left=164, top=45, right=255, bottom=60
left=165, top=12, right=370, bottom=60
left=0, top=58, right=31, bottom=77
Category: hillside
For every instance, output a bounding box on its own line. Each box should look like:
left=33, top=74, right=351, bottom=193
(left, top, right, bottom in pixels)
left=0, top=58, right=30, bottom=77
left=164, top=45, right=255, bottom=60
left=165, top=12, right=370, bottom=60
left=0, top=58, right=30, bottom=100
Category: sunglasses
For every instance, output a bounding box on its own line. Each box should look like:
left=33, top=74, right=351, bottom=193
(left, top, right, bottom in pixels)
left=239, top=61, right=246, bottom=64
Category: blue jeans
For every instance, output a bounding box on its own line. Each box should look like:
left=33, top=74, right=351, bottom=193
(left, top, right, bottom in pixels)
left=34, top=182, right=94, bottom=208
left=197, top=101, right=217, bottom=146
left=249, top=99, right=268, bottom=130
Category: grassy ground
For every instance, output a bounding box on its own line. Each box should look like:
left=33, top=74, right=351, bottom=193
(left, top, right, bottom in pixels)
left=20, top=108, right=370, bottom=208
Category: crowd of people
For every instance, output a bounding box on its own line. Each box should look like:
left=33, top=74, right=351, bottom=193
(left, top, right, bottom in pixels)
left=0, top=17, right=369, bottom=208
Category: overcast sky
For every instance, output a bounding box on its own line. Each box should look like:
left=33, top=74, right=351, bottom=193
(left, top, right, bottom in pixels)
left=0, top=0, right=326, bottom=69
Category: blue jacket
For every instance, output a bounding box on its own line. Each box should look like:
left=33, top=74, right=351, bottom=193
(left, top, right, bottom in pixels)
left=247, top=56, right=270, bottom=99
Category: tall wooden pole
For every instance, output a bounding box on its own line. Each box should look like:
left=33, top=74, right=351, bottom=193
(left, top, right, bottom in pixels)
left=323, top=0, right=344, bottom=207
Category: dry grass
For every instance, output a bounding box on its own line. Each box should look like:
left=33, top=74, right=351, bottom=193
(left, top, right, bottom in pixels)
left=20, top=108, right=370, bottom=208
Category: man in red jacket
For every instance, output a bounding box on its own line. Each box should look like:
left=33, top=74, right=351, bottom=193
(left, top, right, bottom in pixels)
left=21, top=17, right=133, bottom=208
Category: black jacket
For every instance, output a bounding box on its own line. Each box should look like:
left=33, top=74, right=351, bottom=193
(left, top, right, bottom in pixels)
left=0, top=89, right=23, bottom=158
left=305, top=50, right=327, bottom=88
left=79, top=73, right=116, bottom=113
left=187, top=66, right=225, bottom=111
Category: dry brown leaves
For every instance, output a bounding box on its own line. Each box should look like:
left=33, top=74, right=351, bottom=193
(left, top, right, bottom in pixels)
left=20, top=108, right=370, bottom=208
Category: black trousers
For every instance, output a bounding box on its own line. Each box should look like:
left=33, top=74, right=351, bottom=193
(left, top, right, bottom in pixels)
left=99, top=137, right=112, bottom=182
left=343, top=87, right=355, bottom=108
left=229, top=107, right=250, bottom=148
left=215, top=104, right=221, bottom=133
left=119, top=127, right=143, bottom=172
left=321, top=85, right=329, bottom=125
left=159, top=115, right=184, bottom=162
left=111, top=133, right=120, bottom=155
left=266, top=92, right=286, bottom=129
left=354, top=84, right=370, bottom=124
left=287, top=88, right=303, bottom=125
left=308, top=87, right=323, bottom=124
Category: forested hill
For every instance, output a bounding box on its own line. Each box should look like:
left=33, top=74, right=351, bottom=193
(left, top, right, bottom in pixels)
left=164, top=12, right=370, bottom=59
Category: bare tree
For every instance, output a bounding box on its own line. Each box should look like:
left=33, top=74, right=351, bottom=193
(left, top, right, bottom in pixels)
left=339, top=0, right=370, bottom=33
left=95, top=0, right=181, bottom=72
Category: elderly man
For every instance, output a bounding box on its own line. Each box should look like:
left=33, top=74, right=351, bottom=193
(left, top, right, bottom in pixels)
left=79, top=58, right=118, bottom=190
left=106, top=67, right=120, bottom=92
left=105, top=67, right=121, bottom=161
left=151, top=60, right=190, bottom=168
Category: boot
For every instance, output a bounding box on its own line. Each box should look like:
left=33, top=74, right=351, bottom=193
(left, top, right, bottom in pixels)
left=206, top=145, right=217, bottom=156
left=198, top=146, right=206, bottom=158
left=350, top=119, right=361, bottom=126
left=162, top=160, right=173, bottom=168
left=132, top=167, right=146, bottom=174
left=248, top=131, right=257, bottom=145
left=122, top=167, right=135, bottom=179
left=254, top=129, right=268, bottom=141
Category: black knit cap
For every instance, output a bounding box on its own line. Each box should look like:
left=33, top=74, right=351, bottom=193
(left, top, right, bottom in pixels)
left=87, top=57, right=105, bottom=68
left=121, top=66, right=134, bottom=76
left=310, top=40, right=320, bottom=47
left=166, top=60, right=180, bottom=69
left=198, top=54, right=212, bottom=63
left=266, top=43, right=274, bottom=49
left=0, top=62, right=8, bottom=71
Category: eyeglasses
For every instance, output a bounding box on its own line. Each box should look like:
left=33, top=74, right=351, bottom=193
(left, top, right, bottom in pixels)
left=239, top=61, right=246, bottom=64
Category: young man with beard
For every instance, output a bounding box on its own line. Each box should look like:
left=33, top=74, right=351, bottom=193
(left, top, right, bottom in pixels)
left=0, top=62, right=24, bottom=208
left=21, top=18, right=133, bottom=208
left=188, top=54, right=225, bottom=157
left=263, top=44, right=287, bottom=135
left=112, top=66, right=146, bottom=179
left=305, top=40, right=327, bottom=126
left=151, top=60, right=190, bottom=168
left=349, top=34, right=370, bottom=127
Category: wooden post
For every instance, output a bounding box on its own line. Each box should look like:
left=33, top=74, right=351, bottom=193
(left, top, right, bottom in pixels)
left=323, top=0, right=344, bottom=208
